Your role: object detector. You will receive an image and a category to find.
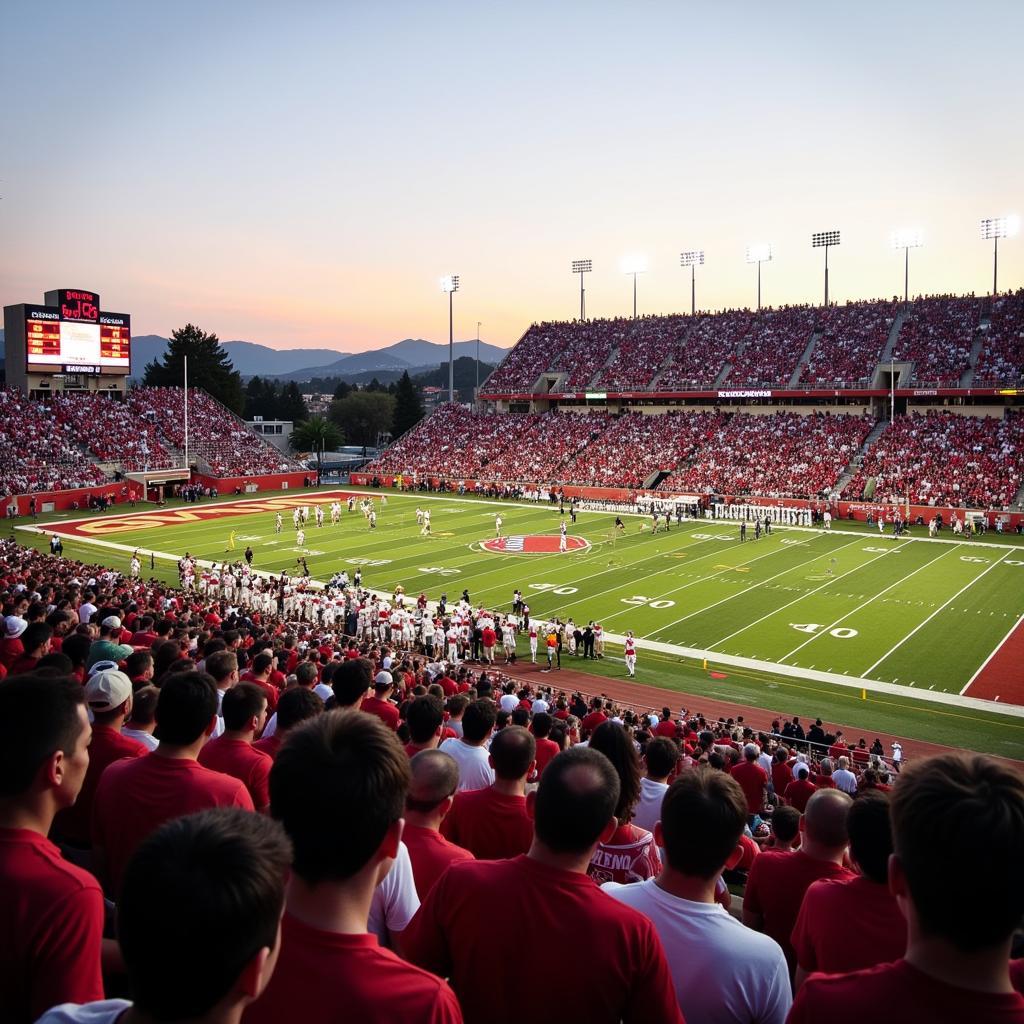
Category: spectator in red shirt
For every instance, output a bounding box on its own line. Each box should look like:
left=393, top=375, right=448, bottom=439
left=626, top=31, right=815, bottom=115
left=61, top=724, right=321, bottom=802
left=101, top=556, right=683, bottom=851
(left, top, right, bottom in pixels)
left=92, top=671, right=255, bottom=897
left=246, top=712, right=462, bottom=1024
left=0, top=673, right=104, bottom=1022
left=253, top=687, right=323, bottom=761
left=580, top=696, right=608, bottom=738
left=125, top=649, right=155, bottom=690
left=765, top=804, right=801, bottom=851
left=771, top=747, right=793, bottom=800
left=0, top=614, right=28, bottom=670
left=403, top=750, right=474, bottom=900
left=790, top=752, right=1024, bottom=1022
left=198, top=683, right=273, bottom=812
left=784, top=762, right=816, bottom=813
left=243, top=652, right=280, bottom=713
left=793, top=790, right=906, bottom=985
left=731, top=742, right=769, bottom=821
left=8, top=621, right=52, bottom=674
left=362, top=672, right=401, bottom=730
left=442, top=726, right=535, bottom=859
left=404, top=695, right=445, bottom=757
left=530, top=712, right=561, bottom=777
left=53, top=668, right=147, bottom=847
left=744, top=788, right=853, bottom=973
left=654, top=706, right=679, bottom=739
left=329, top=656, right=374, bottom=711
left=404, top=745, right=684, bottom=1024
left=40, top=808, right=292, bottom=1024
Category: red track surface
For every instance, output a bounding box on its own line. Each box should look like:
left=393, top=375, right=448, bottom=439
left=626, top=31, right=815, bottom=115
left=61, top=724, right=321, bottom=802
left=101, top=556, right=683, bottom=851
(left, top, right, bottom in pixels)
left=964, top=614, right=1024, bottom=703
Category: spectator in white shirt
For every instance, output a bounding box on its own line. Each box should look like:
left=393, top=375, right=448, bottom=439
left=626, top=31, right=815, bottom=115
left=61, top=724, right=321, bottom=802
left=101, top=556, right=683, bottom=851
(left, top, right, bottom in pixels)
left=633, top=737, right=678, bottom=834
left=439, top=699, right=496, bottom=792
left=833, top=756, right=858, bottom=795
left=121, top=685, right=160, bottom=751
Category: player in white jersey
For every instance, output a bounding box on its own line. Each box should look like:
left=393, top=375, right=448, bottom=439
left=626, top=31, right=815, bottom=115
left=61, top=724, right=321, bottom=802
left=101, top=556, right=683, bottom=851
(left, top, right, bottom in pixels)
left=296, top=528, right=306, bottom=549
left=446, top=624, right=460, bottom=664
left=129, top=554, right=141, bottom=579
left=275, top=512, right=283, bottom=534
left=559, top=519, right=568, bottom=552
left=528, top=622, right=539, bottom=663
left=421, top=509, right=432, bottom=537
left=502, top=620, right=517, bottom=663
left=495, top=514, right=503, bottom=538
left=293, top=507, right=301, bottom=529
left=301, top=506, right=310, bottom=524
left=416, top=507, right=424, bottom=525
left=823, top=510, right=832, bottom=530
left=316, top=505, right=325, bottom=527
left=594, top=622, right=604, bottom=658
left=624, top=631, right=637, bottom=677
left=369, top=510, right=377, bottom=529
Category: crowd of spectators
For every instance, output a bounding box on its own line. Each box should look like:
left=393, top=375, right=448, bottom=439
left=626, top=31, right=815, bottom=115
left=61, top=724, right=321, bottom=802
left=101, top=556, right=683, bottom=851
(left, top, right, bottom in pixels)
left=725, top=307, right=819, bottom=388
left=890, top=295, right=981, bottom=385
left=844, top=409, right=1024, bottom=509
left=974, top=289, right=1024, bottom=386
left=1, top=537, right=1023, bottom=1023
left=800, top=301, right=897, bottom=386
left=595, top=315, right=688, bottom=391
left=655, top=311, right=752, bottom=390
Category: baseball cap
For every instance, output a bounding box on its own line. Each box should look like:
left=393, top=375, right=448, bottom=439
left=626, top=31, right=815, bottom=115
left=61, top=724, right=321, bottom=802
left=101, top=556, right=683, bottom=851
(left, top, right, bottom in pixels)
left=101, top=615, right=122, bottom=630
left=794, top=763, right=810, bottom=780
left=85, top=669, right=133, bottom=713
left=87, top=659, right=121, bottom=678
left=4, top=615, right=27, bottom=639
left=374, top=671, right=393, bottom=689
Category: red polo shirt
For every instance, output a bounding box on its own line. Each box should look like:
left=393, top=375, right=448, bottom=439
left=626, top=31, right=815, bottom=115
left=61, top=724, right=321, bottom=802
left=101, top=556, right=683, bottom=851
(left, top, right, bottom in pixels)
left=533, top=736, right=561, bottom=776
left=402, top=823, right=475, bottom=900
left=441, top=787, right=533, bottom=860
left=362, top=695, right=400, bottom=731
left=731, top=759, right=768, bottom=814
left=198, top=736, right=273, bottom=809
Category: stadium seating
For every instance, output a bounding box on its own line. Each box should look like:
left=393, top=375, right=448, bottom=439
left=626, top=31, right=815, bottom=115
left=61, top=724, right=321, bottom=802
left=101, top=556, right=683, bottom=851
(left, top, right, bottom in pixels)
left=800, top=300, right=897, bottom=385
left=891, top=295, right=980, bottom=385
left=844, top=410, right=1024, bottom=508
left=654, top=311, right=751, bottom=390
left=973, top=289, right=1024, bottom=385
left=724, top=306, right=819, bottom=387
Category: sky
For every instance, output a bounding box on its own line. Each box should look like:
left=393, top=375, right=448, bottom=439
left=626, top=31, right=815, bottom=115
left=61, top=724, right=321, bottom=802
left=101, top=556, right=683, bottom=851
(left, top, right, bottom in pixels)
left=2, top=0, right=1022, bottom=353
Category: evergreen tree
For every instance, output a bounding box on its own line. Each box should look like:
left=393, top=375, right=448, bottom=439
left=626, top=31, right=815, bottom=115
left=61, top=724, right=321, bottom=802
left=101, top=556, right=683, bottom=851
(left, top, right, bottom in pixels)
left=333, top=380, right=352, bottom=400
left=279, top=381, right=308, bottom=422
left=392, top=370, right=425, bottom=437
left=329, top=390, right=396, bottom=454
left=290, top=415, right=343, bottom=481
left=142, top=323, right=245, bottom=414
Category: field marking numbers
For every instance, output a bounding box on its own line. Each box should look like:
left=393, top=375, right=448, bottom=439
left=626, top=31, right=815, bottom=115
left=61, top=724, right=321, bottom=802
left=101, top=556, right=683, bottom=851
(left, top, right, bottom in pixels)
left=347, top=558, right=392, bottom=566
left=790, top=624, right=859, bottom=639
left=621, top=595, right=676, bottom=609
left=418, top=566, right=461, bottom=576
left=780, top=544, right=955, bottom=663
left=530, top=583, right=579, bottom=595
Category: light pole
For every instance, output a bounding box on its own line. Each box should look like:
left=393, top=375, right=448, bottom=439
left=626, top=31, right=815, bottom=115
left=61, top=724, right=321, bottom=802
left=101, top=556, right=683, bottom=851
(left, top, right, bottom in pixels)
left=571, top=259, right=592, bottom=320
left=981, top=216, right=1019, bottom=295
left=441, top=274, right=459, bottom=403
left=621, top=254, right=647, bottom=319
left=890, top=230, right=923, bottom=304
left=745, top=244, right=773, bottom=311
left=811, top=230, right=840, bottom=306
left=680, top=250, right=704, bottom=316
left=475, top=320, right=482, bottom=395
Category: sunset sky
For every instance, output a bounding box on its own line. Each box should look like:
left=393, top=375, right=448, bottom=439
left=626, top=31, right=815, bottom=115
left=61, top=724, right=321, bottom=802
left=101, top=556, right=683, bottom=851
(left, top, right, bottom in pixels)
left=2, top=0, right=1022, bottom=353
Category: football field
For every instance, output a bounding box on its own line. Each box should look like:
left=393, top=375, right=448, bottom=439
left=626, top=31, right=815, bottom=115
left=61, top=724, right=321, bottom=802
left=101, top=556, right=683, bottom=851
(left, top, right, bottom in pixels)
left=26, top=488, right=1024, bottom=758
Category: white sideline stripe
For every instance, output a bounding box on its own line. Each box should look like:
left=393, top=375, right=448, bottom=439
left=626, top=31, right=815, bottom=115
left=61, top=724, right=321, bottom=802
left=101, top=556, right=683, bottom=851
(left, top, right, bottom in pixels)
left=705, top=542, right=912, bottom=650
left=961, top=611, right=1024, bottom=695
left=861, top=550, right=1010, bottom=680
left=780, top=544, right=956, bottom=662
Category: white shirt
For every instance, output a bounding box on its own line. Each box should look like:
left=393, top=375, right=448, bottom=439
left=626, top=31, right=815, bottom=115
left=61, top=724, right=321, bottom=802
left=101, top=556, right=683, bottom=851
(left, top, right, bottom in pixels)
left=37, top=1001, right=132, bottom=1024
left=833, top=768, right=858, bottom=794
left=603, top=879, right=792, bottom=1024
left=439, top=737, right=495, bottom=792
left=633, top=776, right=669, bottom=834
left=78, top=602, right=97, bottom=625
left=499, top=694, right=519, bottom=713
left=368, top=841, right=420, bottom=947
left=121, top=727, right=158, bottom=752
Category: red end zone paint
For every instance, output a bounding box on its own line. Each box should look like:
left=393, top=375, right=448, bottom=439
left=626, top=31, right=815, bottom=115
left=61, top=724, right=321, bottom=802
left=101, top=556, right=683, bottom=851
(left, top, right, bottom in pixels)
left=963, top=612, right=1024, bottom=704
left=481, top=535, right=589, bottom=554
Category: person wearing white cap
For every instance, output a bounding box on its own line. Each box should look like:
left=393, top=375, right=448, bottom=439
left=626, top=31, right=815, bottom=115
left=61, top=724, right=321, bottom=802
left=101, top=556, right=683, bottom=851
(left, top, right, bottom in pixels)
left=85, top=617, right=134, bottom=671
left=53, top=669, right=147, bottom=848
left=1, top=615, right=29, bottom=671
left=361, top=671, right=400, bottom=731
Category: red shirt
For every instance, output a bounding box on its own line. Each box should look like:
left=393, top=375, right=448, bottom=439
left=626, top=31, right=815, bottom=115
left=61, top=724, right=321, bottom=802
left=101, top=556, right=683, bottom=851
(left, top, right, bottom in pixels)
left=792, top=874, right=907, bottom=975
left=533, top=736, right=561, bottom=776
left=0, top=828, right=105, bottom=1022
left=244, top=912, right=461, bottom=1024
left=362, top=695, right=400, bottom=731
left=248, top=678, right=279, bottom=713
left=53, top=724, right=147, bottom=845
left=785, top=777, right=817, bottom=812
left=252, top=734, right=282, bottom=761
left=731, top=760, right=768, bottom=814
left=93, top=753, right=254, bottom=895
left=198, top=736, right=273, bottom=809
left=771, top=759, right=793, bottom=795
left=405, top=855, right=682, bottom=1024
left=581, top=710, right=607, bottom=736
left=745, top=849, right=853, bottom=968
left=403, top=823, right=475, bottom=900
left=789, top=958, right=1024, bottom=1023
left=654, top=719, right=678, bottom=738
left=481, top=627, right=496, bottom=648
left=9, top=655, right=40, bottom=675
left=588, top=822, right=662, bottom=885
left=441, top=787, right=533, bottom=860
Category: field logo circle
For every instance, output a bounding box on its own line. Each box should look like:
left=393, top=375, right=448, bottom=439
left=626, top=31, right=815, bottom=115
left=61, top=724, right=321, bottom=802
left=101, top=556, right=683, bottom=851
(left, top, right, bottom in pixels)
left=481, top=534, right=589, bottom=554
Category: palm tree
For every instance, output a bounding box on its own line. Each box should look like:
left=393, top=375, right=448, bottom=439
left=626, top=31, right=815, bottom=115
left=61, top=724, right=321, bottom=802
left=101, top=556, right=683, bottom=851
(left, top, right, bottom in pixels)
left=290, top=416, right=344, bottom=483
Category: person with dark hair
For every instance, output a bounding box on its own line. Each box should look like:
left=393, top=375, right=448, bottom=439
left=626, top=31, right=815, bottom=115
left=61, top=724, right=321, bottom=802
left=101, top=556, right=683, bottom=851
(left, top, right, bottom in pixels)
left=790, top=752, right=1024, bottom=1021
left=92, top=671, right=254, bottom=896
left=39, top=808, right=291, bottom=1024
left=363, top=671, right=401, bottom=731
left=792, top=791, right=905, bottom=985
left=246, top=713, right=461, bottom=1024
left=9, top=621, right=52, bottom=674
left=587, top=720, right=661, bottom=885
left=439, top=698, right=496, bottom=792
left=404, top=750, right=474, bottom=900
left=531, top=711, right=561, bottom=777
left=766, top=804, right=801, bottom=850
left=604, top=767, right=792, bottom=1023
left=404, top=695, right=445, bottom=757
left=122, top=684, right=160, bottom=751
left=253, top=688, right=323, bottom=761
left=198, top=682, right=273, bottom=811
left=330, top=656, right=374, bottom=710
left=124, top=648, right=155, bottom=689
left=731, top=742, right=769, bottom=822
left=0, top=673, right=103, bottom=1021
left=206, top=650, right=242, bottom=737
left=634, top=736, right=678, bottom=833
left=744, top=789, right=853, bottom=974
left=441, top=726, right=535, bottom=859
left=405, top=746, right=682, bottom=1024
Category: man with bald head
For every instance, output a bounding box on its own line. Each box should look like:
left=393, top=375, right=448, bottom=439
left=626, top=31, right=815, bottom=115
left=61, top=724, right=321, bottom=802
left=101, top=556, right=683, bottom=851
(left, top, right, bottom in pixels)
left=404, top=746, right=683, bottom=1024
left=743, top=787, right=853, bottom=974
left=402, top=750, right=474, bottom=900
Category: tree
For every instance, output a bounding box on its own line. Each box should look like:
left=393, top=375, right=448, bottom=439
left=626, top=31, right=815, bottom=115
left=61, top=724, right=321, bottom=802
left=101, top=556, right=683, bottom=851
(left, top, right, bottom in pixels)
left=329, top=390, right=396, bottom=454
left=392, top=370, right=425, bottom=437
left=143, top=323, right=245, bottom=414
left=333, top=380, right=352, bottom=400
left=279, top=381, right=308, bottom=422
left=290, top=415, right=344, bottom=481
left=413, top=355, right=496, bottom=401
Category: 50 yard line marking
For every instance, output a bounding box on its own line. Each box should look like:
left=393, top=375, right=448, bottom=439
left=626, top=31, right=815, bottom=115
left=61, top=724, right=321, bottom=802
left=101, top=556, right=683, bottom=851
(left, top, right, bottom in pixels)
left=779, top=543, right=958, bottom=663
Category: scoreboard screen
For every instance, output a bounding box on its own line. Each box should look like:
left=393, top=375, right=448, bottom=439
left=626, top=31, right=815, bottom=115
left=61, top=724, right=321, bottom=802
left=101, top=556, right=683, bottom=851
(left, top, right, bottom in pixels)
left=23, top=293, right=131, bottom=374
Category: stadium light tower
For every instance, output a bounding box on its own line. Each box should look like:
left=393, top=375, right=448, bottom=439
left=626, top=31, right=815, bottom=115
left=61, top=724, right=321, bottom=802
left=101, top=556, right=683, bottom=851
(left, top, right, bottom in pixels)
left=981, top=216, right=1019, bottom=295
left=571, top=259, right=592, bottom=320
left=441, top=274, right=459, bottom=403
left=680, top=250, right=705, bottom=316
left=745, top=244, right=773, bottom=311
left=621, top=254, right=647, bottom=319
left=890, top=229, right=923, bottom=304
left=811, top=230, right=840, bottom=306
left=476, top=320, right=482, bottom=394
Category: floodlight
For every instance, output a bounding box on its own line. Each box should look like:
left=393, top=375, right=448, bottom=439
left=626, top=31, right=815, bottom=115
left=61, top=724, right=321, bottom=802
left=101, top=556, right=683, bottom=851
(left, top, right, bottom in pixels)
left=981, top=216, right=1020, bottom=240
left=621, top=253, right=648, bottom=275
left=811, top=230, right=841, bottom=248
left=890, top=229, right=923, bottom=250
left=441, top=274, right=460, bottom=402
left=571, top=259, right=593, bottom=273
left=441, top=274, right=460, bottom=293
left=679, top=250, right=705, bottom=267
left=745, top=243, right=773, bottom=264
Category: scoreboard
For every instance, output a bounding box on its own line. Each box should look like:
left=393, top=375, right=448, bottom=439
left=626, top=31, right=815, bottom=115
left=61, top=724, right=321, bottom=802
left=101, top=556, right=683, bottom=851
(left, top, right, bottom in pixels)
left=19, top=289, right=131, bottom=374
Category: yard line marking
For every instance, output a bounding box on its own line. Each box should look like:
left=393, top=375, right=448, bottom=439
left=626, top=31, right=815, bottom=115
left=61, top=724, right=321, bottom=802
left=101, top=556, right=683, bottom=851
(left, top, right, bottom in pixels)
left=960, top=610, right=1024, bottom=695
left=646, top=536, right=864, bottom=637
left=859, top=549, right=1011, bottom=680
left=703, top=542, right=912, bottom=651
left=780, top=544, right=956, bottom=662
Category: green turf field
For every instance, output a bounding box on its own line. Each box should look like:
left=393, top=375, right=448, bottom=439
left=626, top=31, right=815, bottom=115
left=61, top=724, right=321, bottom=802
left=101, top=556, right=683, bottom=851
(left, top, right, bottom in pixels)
left=21, top=488, right=1024, bottom=758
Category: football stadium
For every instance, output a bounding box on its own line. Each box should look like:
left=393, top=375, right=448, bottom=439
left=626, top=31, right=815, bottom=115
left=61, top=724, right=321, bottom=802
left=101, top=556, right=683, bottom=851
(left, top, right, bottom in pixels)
left=2, top=3, right=1024, bottom=1022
